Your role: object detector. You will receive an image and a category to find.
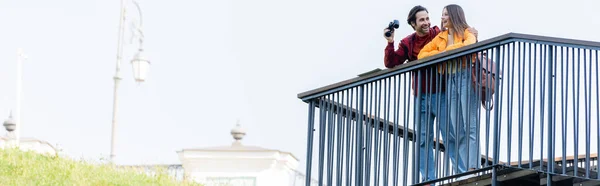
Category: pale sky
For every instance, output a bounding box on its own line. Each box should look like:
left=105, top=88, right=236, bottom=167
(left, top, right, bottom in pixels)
left=1, top=0, right=600, bottom=175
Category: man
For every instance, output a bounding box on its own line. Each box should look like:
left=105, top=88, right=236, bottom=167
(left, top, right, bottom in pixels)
left=383, top=5, right=477, bottom=183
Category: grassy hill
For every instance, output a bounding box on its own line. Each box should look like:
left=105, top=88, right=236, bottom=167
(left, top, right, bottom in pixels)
left=0, top=148, right=201, bottom=186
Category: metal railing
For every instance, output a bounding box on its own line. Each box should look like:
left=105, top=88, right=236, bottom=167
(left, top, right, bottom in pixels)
left=297, top=33, right=600, bottom=186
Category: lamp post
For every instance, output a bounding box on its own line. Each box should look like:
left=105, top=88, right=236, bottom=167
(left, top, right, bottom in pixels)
left=110, top=0, right=149, bottom=164
left=13, top=49, right=26, bottom=147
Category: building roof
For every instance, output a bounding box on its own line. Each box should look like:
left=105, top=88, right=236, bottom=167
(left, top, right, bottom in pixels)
left=177, top=121, right=299, bottom=161
left=0, top=137, right=57, bottom=150
left=0, top=136, right=59, bottom=155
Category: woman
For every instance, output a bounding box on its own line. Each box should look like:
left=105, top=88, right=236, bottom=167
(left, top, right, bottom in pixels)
left=417, top=4, right=479, bottom=175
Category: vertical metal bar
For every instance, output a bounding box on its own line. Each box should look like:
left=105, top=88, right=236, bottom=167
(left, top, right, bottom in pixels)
left=562, top=46, right=568, bottom=175
left=454, top=60, right=461, bottom=174
left=380, top=82, right=387, bottom=183
left=496, top=45, right=507, bottom=166
left=585, top=49, right=591, bottom=178
left=348, top=121, right=355, bottom=186
left=383, top=78, right=391, bottom=186
left=476, top=49, right=483, bottom=168
left=518, top=42, right=525, bottom=168
left=547, top=45, right=555, bottom=179
left=373, top=80, right=382, bottom=186
left=356, top=86, right=365, bottom=185
left=327, top=94, right=335, bottom=186
left=488, top=41, right=498, bottom=183
left=491, top=166, right=498, bottom=186
left=482, top=48, right=490, bottom=167
left=476, top=52, right=482, bottom=169
left=305, top=100, right=316, bottom=186
left=529, top=43, right=537, bottom=169
left=540, top=45, right=547, bottom=172
left=373, top=80, right=383, bottom=186
left=364, top=83, right=374, bottom=186
left=318, top=96, right=327, bottom=186
left=434, top=63, right=443, bottom=178
left=345, top=88, right=354, bottom=186
left=475, top=50, right=484, bottom=170
left=393, top=76, right=400, bottom=186
left=573, top=48, right=580, bottom=177
left=352, top=89, right=358, bottom=186
left=507, top=42, right=516, bottom=165
left=596, top=50, right=599, bottom=180
left=493, top=45, right=502, bottom=165
left=464, top=54, right=474, bottom=170
left=552, top=46, right=558, bottom=176
left=493, top=46, right=501, bottom=165
left=403, top=74, right=411, bottom=186
left=364, top=84, right=372, bottom=186
left=444, top=62, right=451, bottom=176
left=336, top=92, right=344, bottom=185
left=424, top=68, right=433, bottom=181
left=486, top=47, right=498, bottom=167
left=414, top=70, right=422, bottom=184
left=373, top=83, right=380, bottom=184
left=479, top=49, right=487, bottom=170
left=477, top=50, right=484, bottom=169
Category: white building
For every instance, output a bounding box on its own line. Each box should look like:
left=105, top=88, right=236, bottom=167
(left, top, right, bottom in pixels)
left=121, top=122, right=319, bottom=186
left=0, top=136, right=58, bottom=155
left=177, top=123, right=317, bottom=186
left=1, top=116, right=58, bottom=155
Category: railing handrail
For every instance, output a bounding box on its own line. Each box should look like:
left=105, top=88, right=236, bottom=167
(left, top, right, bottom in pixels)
left=297, top=32, right=600, bottom=101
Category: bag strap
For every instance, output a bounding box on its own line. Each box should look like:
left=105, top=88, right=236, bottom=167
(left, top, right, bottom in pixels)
left=477, top=53, right=495, bottom=111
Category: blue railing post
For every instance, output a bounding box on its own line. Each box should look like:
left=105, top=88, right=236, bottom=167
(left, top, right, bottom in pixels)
left=492, top=45, right=501, bottom=186
left=356, top=85, right=365, bottom=186
left=547, top=46, right=555, bottom=186
left=317, top=97, right=327, bottom=186
left=304, top=100, right=315, bottom=186
left=344, top=88, right=355, bottom=186
left=414, top=70, right=422, bottom=184
left=402, top=74, right=412, bottom=186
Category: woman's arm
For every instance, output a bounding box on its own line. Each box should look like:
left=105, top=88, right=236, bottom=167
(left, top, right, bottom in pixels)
left=445, top=29, right=477, bottom=51
left=417, top=36, right=442, bottom=59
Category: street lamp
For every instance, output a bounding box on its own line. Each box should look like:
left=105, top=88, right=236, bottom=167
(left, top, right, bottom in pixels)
left=110, top=0, right=149, bottom=164
left=11, top=48, right=27, bottom=147
left=129, top=0, right=150, bottom=83
left=131, top=48, right=150, bottom=83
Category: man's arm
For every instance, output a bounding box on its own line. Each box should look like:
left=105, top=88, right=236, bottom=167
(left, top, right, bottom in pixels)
left=467, top=27, right=479, bottom=41
left=383, top=28, right=408, bottom=68
left=384, top=41, right=409, bottom=68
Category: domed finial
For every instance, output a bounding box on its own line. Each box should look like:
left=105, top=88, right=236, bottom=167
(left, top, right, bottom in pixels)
left=3, top=111, right=16, bottom=132
left=230, top=119, right=246, bottom=143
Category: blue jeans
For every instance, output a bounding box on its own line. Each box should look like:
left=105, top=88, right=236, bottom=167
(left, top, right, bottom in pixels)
left=418, top=92, right=466, bottom=182
left=448, top=70, right=480, bottom=170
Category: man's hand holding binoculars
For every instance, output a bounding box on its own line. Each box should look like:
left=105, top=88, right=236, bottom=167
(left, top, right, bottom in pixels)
left=384, top=28, right=395, bottom=43
left=383, top=19, right=399, bottom=43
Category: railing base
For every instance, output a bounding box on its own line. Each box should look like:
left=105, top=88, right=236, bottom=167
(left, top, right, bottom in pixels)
left=416, top=165, right=600, bottom=186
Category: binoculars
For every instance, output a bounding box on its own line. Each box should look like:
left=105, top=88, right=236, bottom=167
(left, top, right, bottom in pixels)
left=385, top=20, right=400, bottom=37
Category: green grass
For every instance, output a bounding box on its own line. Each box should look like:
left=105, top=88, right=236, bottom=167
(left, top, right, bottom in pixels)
left=0, top=148, right=201, bottom=186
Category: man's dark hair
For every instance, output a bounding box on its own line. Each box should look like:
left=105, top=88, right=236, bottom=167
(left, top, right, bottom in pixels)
left=407, top=5, right=428, bottom=30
